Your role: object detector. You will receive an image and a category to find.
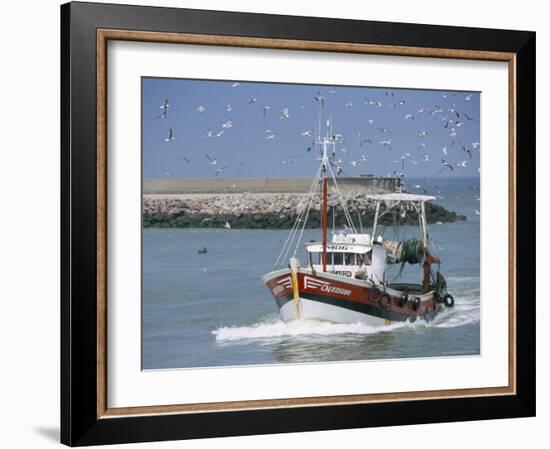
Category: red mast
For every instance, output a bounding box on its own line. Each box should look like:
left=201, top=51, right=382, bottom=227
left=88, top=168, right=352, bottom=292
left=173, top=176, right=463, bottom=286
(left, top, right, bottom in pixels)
left=322, top=176, right=328, bottom=272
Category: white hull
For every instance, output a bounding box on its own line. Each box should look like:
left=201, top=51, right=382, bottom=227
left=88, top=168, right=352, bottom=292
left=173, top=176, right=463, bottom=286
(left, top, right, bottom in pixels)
left=280, top=297, right=386, bottom=326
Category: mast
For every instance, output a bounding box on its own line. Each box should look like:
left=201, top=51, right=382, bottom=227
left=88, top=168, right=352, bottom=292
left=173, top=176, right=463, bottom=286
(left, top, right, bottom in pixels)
left=322, top=176, right=328, bottom=272
left=371, top=200, right=380, bottom=245
left=420, top=201, right=429, bottom=247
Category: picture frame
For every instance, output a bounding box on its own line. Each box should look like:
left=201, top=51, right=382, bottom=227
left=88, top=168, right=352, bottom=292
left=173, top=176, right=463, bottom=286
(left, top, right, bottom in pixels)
left=61, top=1, right=535, bottom=446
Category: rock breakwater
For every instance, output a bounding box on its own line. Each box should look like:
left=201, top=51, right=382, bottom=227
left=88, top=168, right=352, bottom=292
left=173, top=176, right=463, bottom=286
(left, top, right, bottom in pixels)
left=143, top=192, right=466, bottom=229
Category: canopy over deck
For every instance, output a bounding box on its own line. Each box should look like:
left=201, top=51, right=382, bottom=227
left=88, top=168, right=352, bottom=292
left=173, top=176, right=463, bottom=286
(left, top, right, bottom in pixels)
left=367, top=193, right=436, bottom=202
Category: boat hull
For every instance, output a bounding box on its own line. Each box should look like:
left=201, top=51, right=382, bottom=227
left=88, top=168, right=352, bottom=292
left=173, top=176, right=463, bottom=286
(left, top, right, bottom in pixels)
left=263, top=268, right=442, bottom=324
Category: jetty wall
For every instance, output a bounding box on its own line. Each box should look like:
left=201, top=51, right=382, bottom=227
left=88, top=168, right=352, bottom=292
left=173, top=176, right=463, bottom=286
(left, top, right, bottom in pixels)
left=143, top=175, right=401, bottom=195
left=143, top=180, right=466, bottom=229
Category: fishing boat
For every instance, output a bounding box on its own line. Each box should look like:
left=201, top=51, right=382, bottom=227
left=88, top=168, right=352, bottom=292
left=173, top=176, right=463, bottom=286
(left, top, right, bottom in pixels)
left=262, top=119, right=454, bottom=325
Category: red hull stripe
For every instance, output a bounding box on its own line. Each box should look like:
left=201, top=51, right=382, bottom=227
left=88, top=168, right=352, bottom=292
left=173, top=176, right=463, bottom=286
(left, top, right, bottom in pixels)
left=275, top=292, right=439, bottom=322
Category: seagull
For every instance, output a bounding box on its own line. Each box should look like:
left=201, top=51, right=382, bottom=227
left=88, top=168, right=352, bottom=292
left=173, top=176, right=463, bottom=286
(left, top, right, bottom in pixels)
left=224, top=221, right=231, bottom=229
left=349, top=155, right=367, bottom=168
left=314, top=91, right=325, bottom=106
left=456, top=160, right=468, bottom=168
left=165, top=128, right=175, bottom=142
left=441, top=146, right=448, bottom=156
left=378, top=127, right=393, bottom=134
left=439, top=159, right=455, bottom=172
left=379, top=139, right=392, bottom=150
left=214, top=166, right=229, bottom=176
left=448, top=107, right=460, bottom=118
left=280, top=107, right=290, bottom=119
left=204, top=129, right=224, bottom=138
left=463, top=113, right=478, bottom=122
left=301, top=130, right=313, bottom=137
left=265, top=133, right=275, bottom=140
left=196, top=105, right=205, bottom=113
left=472, top=142, right=480, bottom=150
left=464, top=94, right=473, bottom=101
left=404, top=113, right=415, bottom=120
left=345, top=101, right=353, bottom=108
left=462, top=146, right=472, bottom=159
left=422, top=153, right=430, bottom=162
left=262, top=105, right=271, bottom=117
left=163, top=171, right=171, bottom=177
left=367, top=119, right=375, bottom=125
left=329, top=89, right=336, bottom=94
left=248, top=97, right=257, bottom=104
left=158, top=99, right=170, bottom=118
left=205, top=155, right=217, bottom=165
left=177, top=155, right=190, bottom=163
left=474, top=209, right=480, bottom=215
left=417, top=130, right=430, bottom=137
left=226, top=104, right=233, bottom=112
left=222, top=119, right=233, bottom=129
left=231, top=82, right=240, bottom=88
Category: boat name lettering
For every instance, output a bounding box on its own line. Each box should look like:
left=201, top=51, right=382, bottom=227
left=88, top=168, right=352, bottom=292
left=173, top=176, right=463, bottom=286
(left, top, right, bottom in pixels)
left=327, top=245, right=349, bottom=251
left=329, top=270, right=352, bottom=277
left=320, top=284, right=352, bottom=296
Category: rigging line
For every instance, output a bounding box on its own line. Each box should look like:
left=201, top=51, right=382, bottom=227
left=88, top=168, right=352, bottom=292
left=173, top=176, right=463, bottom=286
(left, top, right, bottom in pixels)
left=274, top=209, right=301, bottom=267
left=276, top=170, right=321, bottom=266
left=292, top=164, right=324, bottom=257
left=275, top=171, right=320, bottom=266
left=285, top=181, right=318, bottom=262
left=278, top=163, right=322, bottom=266
left=326, top=163, right=357, bottom=233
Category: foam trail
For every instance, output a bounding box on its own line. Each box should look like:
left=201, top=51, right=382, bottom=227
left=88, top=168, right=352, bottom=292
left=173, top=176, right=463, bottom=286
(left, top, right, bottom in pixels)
left=213, top=318, right=413, bottom=341
left=214, top=289, right=480, bottom=341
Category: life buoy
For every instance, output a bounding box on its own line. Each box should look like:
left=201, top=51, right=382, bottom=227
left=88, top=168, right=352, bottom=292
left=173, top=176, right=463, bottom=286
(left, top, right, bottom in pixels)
left=443, top=294, right=455, bottom=308
left=378, top=293, right=391, bottom=309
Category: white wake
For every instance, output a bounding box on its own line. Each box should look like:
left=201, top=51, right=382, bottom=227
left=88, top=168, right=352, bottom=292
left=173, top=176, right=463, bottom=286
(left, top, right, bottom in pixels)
left=213, top=278, right=480, bottom=342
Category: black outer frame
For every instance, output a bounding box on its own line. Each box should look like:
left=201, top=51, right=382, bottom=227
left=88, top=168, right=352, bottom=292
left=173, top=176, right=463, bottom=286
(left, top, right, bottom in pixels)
left=61, top=1, right=536, bottom=446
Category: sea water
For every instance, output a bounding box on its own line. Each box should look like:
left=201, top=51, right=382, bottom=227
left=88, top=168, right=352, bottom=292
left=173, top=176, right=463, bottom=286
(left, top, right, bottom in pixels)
left=142, top=177, right=480, bottom=369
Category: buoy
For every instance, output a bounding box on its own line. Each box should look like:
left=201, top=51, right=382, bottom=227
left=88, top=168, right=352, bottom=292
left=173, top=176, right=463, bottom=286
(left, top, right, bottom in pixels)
left=197, top=247, right=207, bottom=254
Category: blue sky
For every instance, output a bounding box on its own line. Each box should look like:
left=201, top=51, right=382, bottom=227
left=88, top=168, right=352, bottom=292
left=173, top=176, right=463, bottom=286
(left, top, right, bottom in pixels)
left=142, top=78, right=480, bottom=179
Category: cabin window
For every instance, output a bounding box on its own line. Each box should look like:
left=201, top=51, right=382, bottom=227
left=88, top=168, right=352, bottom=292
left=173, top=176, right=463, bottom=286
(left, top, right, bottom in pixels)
left=344, top=253, right=354, bottom=265
left=315, top=252, right=322, bottom=265
left=333, top=252, right=343, bottom=265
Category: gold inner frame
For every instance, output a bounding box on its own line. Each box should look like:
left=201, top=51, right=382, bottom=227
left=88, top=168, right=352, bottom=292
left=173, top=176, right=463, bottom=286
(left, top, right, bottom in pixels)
left=96, top=29, right=517, bottom=419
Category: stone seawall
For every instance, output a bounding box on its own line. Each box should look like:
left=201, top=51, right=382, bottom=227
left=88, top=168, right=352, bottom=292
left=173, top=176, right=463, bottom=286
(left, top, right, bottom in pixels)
left=143, top=192, right=466, bottom=229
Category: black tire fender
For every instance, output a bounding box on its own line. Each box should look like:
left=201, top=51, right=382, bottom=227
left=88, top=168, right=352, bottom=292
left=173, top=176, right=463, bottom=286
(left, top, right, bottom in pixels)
left=378, top=293, right=391, bottom=309
left=444, top=293, right=455, bottom=308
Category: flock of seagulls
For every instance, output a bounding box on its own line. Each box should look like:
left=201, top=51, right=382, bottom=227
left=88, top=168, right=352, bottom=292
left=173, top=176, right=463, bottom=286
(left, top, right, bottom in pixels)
left=152, top=82, right=480, bottom=179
